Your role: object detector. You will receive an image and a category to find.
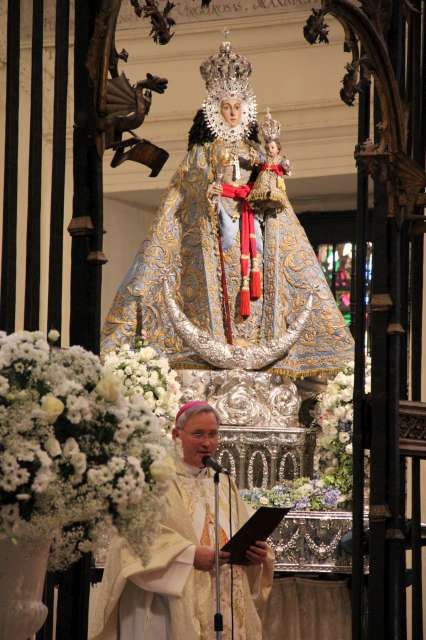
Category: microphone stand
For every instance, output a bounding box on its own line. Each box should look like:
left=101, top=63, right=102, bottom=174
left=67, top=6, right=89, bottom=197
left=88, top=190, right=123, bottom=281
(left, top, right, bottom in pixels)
left=213, top=470, right=223, bottom=639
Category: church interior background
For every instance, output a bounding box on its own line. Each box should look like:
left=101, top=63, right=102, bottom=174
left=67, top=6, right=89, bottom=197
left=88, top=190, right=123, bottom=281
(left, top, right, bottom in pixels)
left=0, top=0, right=425, bottom=639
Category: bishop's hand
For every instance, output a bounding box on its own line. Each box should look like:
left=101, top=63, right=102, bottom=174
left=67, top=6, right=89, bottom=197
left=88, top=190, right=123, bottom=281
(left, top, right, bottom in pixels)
left=245, top=540, right=269, bottom=565
left=194, top=545, right=230, bottom=571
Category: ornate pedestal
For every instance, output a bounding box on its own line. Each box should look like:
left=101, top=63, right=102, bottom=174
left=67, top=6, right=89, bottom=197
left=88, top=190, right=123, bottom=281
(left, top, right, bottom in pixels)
left=271, top=510, right=354, bottom=573
left=217, top=426, right=316, bottom=489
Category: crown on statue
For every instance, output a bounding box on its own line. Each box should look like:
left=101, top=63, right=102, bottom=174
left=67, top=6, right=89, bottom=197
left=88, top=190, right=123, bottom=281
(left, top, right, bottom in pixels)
left=260, top=108, right=281, bottom=142
left=200, top=29, right=253, bottom=98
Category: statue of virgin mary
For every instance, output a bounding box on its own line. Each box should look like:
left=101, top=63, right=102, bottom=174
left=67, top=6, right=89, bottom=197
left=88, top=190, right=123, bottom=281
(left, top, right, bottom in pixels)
left=102, top=35, right=353, bottom=378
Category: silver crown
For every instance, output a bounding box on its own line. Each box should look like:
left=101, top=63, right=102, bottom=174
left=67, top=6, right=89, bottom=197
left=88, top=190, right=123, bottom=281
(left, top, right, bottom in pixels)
left=200, top=29, right=253, bottom=98
left=260, top=108, right=281, bottom=142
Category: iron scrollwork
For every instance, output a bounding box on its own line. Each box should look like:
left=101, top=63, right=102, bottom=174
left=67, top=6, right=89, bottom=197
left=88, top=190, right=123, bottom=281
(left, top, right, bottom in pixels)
left=304, top=0, right=426, bottom=220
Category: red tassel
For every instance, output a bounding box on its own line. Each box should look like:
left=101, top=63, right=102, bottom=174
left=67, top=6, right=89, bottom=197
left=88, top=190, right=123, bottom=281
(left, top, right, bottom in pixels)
left=250, top=270, right=261, bottom=299
left=239, top=289, right=250, bottom=318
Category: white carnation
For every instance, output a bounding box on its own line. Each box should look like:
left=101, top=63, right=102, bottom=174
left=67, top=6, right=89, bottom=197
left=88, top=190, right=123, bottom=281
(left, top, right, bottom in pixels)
left=45, top=437, right=62, bottom=458
left=71, top=452, right=87, bottom=475
left=338, top=431, right=350, bottom=443
left=32, top=470, right=53, bottom=493
left=63, top=438, right=79, bottom=457
left=108, top=457, right=126, bottom=474
left=0, top=375, right=9, bottom=396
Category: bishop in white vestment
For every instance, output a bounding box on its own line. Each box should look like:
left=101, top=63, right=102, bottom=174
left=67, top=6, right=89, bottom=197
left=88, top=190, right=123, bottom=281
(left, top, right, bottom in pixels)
left=89, top=402, right=274, bottom=640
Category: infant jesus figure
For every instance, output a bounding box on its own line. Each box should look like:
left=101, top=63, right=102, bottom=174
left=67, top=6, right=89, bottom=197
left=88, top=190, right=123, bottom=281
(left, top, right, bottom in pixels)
left=247, top=108, right=291, bottom=213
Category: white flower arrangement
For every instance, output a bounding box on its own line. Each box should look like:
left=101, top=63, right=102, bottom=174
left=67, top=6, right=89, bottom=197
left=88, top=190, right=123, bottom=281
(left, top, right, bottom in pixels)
left=312, top=359, right=371, bottom=503
left=0, top=330, right=174, bottom=570
left=103, top=337, right=182, bottom=432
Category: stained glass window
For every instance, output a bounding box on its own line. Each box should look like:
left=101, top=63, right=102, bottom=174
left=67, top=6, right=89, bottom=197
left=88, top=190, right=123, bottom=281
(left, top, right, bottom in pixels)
left=316, top=242, right=373, bottom=328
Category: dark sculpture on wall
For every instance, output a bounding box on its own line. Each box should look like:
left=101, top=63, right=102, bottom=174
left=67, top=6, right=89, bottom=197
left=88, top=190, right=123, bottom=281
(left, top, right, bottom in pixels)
left=86, top=0, right=172, bottom=176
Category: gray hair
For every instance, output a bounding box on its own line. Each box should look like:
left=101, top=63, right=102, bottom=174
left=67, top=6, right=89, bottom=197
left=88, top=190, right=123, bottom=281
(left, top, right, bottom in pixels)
left=175, top=403, right=220, bottom=430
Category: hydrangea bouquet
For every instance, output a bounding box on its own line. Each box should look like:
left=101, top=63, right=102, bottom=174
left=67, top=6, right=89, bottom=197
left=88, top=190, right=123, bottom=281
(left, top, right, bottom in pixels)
left=241, top=477, right=344, bottom=512
left=0, top=330, right=173, bottom=569
left=103, top=336, right=182, bottom=432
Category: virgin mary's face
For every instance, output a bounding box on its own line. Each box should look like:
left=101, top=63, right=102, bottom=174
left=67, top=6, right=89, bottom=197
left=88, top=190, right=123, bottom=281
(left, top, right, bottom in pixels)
left=220, top=98, right=242, bottom=127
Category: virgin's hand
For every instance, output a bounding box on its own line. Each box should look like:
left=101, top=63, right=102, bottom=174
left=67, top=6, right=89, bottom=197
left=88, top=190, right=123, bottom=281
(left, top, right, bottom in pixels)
left=246, top=540, right=268, bottom=565
left=207, top=183, right=222, bottom=199
left=248, top=147, right=258, bottom=165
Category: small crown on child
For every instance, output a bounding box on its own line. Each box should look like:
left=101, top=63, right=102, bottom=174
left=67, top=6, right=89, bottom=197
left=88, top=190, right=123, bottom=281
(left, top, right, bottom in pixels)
left=260, top=108, right=281, bottom=141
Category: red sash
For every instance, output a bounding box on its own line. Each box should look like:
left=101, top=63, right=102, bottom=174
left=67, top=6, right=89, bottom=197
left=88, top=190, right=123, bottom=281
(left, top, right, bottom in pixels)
left=220, top=183, right=260, bottom=318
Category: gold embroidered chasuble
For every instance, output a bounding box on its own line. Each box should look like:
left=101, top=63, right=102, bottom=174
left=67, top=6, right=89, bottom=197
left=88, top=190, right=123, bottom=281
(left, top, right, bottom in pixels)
left=89, top=460, right=273, bottom=640
left=101, top=139, right=353, bottom=377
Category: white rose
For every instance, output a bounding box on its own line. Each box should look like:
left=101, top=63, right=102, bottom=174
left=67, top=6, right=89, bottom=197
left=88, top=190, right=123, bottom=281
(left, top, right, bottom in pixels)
left=345, top=443, right=353, bottom=455
left=139, top=347, right=156, bottom=362
left=47, top=329, right=60, bottom=343
left=259, top=496, right=269, bottom=505
left=96, top=371, right=122, bottom=402
left=41, top=394, right=65, bottom=422
left=45, top=436, right=61, bottom=458
left=338, top=431, right=351, bottom=443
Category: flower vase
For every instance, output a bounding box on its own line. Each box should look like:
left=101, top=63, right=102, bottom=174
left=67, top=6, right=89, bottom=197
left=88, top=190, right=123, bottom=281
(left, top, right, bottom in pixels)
left=0, top=537, right=50, bottom=640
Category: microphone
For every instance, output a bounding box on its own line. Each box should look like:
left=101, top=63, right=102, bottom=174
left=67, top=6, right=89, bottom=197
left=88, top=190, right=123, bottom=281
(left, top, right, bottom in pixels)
left=202, top=455, right=230, bottom=475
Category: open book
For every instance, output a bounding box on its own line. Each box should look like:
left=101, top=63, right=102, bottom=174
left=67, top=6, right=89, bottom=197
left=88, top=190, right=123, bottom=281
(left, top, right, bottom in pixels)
left=221, top=506, right=291, bottom=565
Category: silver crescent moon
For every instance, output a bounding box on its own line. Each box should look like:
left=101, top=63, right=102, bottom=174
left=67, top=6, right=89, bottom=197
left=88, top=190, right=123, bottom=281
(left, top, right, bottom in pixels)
left=163, top=279, right=313, bottom=370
